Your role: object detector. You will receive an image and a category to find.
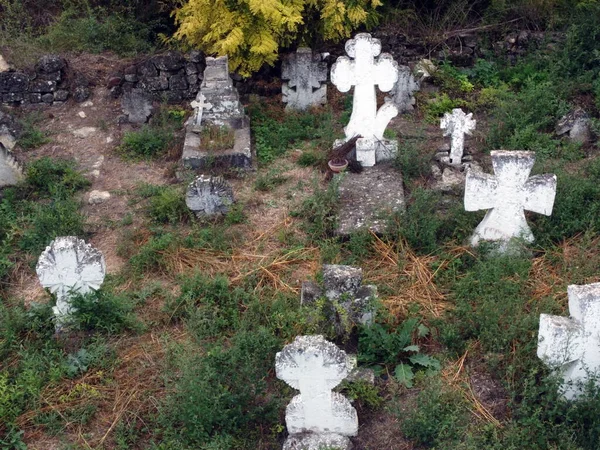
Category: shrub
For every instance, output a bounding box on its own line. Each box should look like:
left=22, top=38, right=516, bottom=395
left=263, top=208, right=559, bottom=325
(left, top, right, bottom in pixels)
left=69, top=289, right=141, bottom=334
left=17, top=112, right=50, bottom=149
left=25, top=157, right=90, bottom=198
left=118, top=126, right=172, bottom=160
left=292, top=177, right=340, bottom=242
left=171, top=0, right=381, bottom=76
left=146, top=186, right=190, bottom=224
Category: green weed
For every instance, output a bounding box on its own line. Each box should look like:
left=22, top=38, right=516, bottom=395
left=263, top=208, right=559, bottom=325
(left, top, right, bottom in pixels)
left=17, top=112, right=50, bottom=149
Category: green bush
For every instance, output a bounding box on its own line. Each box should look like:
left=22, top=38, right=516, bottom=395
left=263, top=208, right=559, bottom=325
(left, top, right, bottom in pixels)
left=146, top=186, right=190, bottom=224
left=118, top=126, right=172, bottom=160
left=25, top=157, right=90, bottom=198
left=69, top=289, right=141, bottom=334
left=292, top=177, right=340, bottom=242
left=17, top=112, right=50, bottom=149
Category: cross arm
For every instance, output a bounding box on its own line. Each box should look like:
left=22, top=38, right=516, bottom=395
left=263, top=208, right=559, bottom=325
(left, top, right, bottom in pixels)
left=331, top=57, right=355, bottom=93
left=523, top=174, right=557, bottom=216
left=464, top=170, right=498, bottom=212
left=373, top=54, right=399, bottom=92
left=538, top=313, right=583, bottom=367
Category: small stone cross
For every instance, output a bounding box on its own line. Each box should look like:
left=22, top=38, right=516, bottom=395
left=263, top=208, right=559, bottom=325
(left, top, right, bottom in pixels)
left=464, top=150, right=557, bottom=247
left=441, top=108, right=476, bottom=165
left=36, top=236, right=106, bottom=327
left=275, top=335, right=358, bottom=436
left=282, top=47, right=327, bottom=111
left=538, top=282, right=600, bottom=399
left=190, top=93, right=212, bottom=127
left=331, top=33, right=399, bottom=140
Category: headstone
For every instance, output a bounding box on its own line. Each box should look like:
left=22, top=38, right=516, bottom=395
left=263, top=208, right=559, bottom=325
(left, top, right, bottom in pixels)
left=121, top=88, right=153, bottom=124
left=276, top=335, right=358, bottom=450
left=538, top=282, right=600, bottom=400
left=0, top=143, right=23, bottom=188
left=185, top=175, right=234, bottom=217
left=464, top=150, right=557, bottom=249
left=281, top=47, right=327, bottom=111
left=331, top=33, right=399, bottom=167
left=386, top=65, right=419, bottom=113
left=36, top=237, right=106, bottom=327
left=440, top=108, right=476, bottom=165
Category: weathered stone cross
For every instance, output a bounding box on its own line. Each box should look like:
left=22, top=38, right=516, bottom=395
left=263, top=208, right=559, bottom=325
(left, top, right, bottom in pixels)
left=282, top=47, right=327, bottom=111
left=331, top=33, right=399, bottom=140
left=538, top=282, right=600, bottom=399
left=190, top=93, right=212, bottom=127
left=275, top=335, right=358, bottom=437
left=464, top=150, right=557, bottom=247
left=441, top=108, right=476, bottom=165
left=36, top=236, right=106, bottom=327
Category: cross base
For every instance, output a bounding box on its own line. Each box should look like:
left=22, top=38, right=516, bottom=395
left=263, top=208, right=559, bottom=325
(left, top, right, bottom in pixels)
left=283, top=432, right=352, bottom=450
left=334, top=138, right=398, bottom=167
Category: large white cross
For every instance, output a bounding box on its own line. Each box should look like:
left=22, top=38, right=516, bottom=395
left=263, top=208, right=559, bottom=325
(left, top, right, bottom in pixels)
left=464, top=150, right=557, bottom=247
left=282, top=47, right=327, bottom=111
left=190, top=93, right=212, bottom=127
left=331, top=33, right=399, bottom=140
left=441, top=108, right=476, bottom=165
left=36, top=236, right=106, bottom=327
left=275, top=335, right=358, bottom=436
left=538, top=283, right=600, bottom=399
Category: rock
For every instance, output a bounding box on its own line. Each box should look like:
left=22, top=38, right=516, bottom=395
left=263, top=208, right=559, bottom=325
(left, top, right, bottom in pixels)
left=78, top=111, right=86, bottom=119
left=121, top=89, right=153, bottom=124
left=73, top=86, right=90, bottom=103
left=35, top=55, right=66, bottom=74
left=72, top=127, right=97, bottom=138
left=300, top=281, right=323, bottom=305
left=0, top=144, right=23, bottom=187
left=54, top=90, right=68, bottom=102
left=88, top=190, right=110, bottom=204
left=81, top=100, right=93, bottom=107
left=136, top=60, right=158, bottom=78
left=151, top=51, right=186, bottom=71
left=41, top=93, right=54, bottom=104
left=29, top=79, right=56, bottom=93
left=189, top=50, right=204, bottom=64
left=0, top=55, right=9, bottom=72
left=415, top=59, right=436, bottom=81
left=556, top=108, right=592, bottom=145
left=346, top=367, right=376, bottom=385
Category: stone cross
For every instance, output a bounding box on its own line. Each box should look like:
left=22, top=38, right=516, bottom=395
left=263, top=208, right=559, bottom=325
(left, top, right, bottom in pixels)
left=538, top=282, right=600, bottom=400
left=464, top=150, right=556, bottom=248
left=387, top=65, right=419, bottom=113
left=440, top=108, right=476, bottom=165
left=190, top=93, right=212, bottom=127
left=282, top=47, right=327, bottom=111
left=36, top=236, right=106, bottom=326
left=331, top=33, right=399, bottom=140
left=276, top=335, right=358, bottom=438
left=185, top=175, right=234, bottom=217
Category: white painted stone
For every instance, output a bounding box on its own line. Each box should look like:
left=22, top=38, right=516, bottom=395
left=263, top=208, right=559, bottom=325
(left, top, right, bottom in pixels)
left=78, top=111, right=87, bottom=119
left=538, top=282, right=600, bottom=399
left=276, top=335, right=358, bottom=440
left=88, top=190, right=110, bottom=205
left=464, top=150, right=556, bottom=248
left=282, top=47, right=327, bottom=111
left=36, top=237, right=106, bottom=326
left=440, top=108, right=476, bottom=165
left=331, top=33, right=399, bottom=142
left=189, top=93, right=212, bottom=128
left=0, top=144, right=23, bottom=188
left=283, top=433, right=352, bottom=450
left=72, top=127, right=97, bottom=139
left=387, top=65, right=419, bottom=113
left=0, top=54, right=10, bottom=72
left=185, top=175, right=234, bottom=217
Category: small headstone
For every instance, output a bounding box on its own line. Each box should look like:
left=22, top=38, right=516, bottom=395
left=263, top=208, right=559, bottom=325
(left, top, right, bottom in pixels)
left=281, top=47, right=327, bottom=111
left=464, top=150, right=557, bottom=249
left=185, top=175, right=234, bottom=217
left=36, top=237, right=106, bottom=327
left=386, top=65, right=419, bottom=113
left=331, top=33, right=399, bottom=167
left=440, top=108, right=476, bottom=165
left=276, top=335, right=358, bottom=450
left=538, top=282, right=600, bottom=399
left=0, top=144, right=23, bottom=188
left=121, top=88, right=153, bottom=124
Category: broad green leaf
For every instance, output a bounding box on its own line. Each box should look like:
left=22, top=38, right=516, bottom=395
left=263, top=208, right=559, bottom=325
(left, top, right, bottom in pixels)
left=394, top=363, right=415, bottom=388
left=417, top=324, right=430, bottom=338
left=409, top=354, right=441, bottom=371
left=403, top=345, right=420, bottom=352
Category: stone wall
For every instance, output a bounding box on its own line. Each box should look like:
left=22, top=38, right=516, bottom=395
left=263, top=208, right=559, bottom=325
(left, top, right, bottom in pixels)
left=0, top=55, right=90, bottom=105
left=109, top=51, right=206, bottom=103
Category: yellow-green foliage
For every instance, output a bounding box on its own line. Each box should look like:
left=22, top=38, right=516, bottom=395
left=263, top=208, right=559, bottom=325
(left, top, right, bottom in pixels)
left=172, top=0, right=382, bottom=77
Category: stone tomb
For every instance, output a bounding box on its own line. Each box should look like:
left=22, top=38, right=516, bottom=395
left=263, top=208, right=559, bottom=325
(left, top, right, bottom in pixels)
left=440, top=108, right=476, bottom=165
left=182, top=56, right=252, bottom=170
left=538, top=283, right=600, bottom=400
left=36, top=236, right=106, bottom=327
left=185, top=174, right=234, bottom=217
left=282, top=47, right=327, bottom=111
left=276, top=335, right=358, bottom=450
left=464, top=150, right=556, bottom=250
left=331, top=33, right=399, bottom=167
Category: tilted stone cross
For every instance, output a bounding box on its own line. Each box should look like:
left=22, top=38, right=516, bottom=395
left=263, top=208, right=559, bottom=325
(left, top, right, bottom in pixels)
left=538, top=283, right=600, bottom=399
left=190, top=93, right=212, bottom=127
left=464, top=150, right=556, bottom=248
left=282, top=47, right=327, bottom=111
left=441, top=108, right=476, bottom=165
left=331, top=33, right=399, bottom=140
left=275, top=335, right=358, bottom=437
left=36, top=236, right=106, bottom=327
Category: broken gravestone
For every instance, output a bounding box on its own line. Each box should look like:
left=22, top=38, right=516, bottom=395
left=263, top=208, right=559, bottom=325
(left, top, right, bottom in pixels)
left=276, top=335, right=358, bottom=450
left=281, top=47, right=327, bottom=111
left=386, top=65, right=419, bottom=113
left=121, top=88, right=153, bottom=124
left=185, top=175, right=234, bottom=217
left=301, top=264, right=377, bottom=336
left=182, top=56, right=252, bottom=170
left=465, top=150, right=557, bottom=251
left=331, top=33, right=399, bottom=167
left=440, top=108, right=476, bottom=166
left=36, top=236, right=106, bottom=328
left=538, top=282, right=600, bottom=400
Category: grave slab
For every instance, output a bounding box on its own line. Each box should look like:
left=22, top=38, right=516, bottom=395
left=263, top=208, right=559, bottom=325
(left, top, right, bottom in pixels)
left=336, top=164, right=405, bottom=235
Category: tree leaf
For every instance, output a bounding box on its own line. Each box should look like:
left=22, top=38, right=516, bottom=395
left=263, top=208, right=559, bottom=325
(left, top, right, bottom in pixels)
left=394, top=363, right=415, bottom=388
left=403, top=345, right=420, bottom=352
left=409, top=354, right=441, bottom=371
left=417, top=323, right=430, bottom=338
